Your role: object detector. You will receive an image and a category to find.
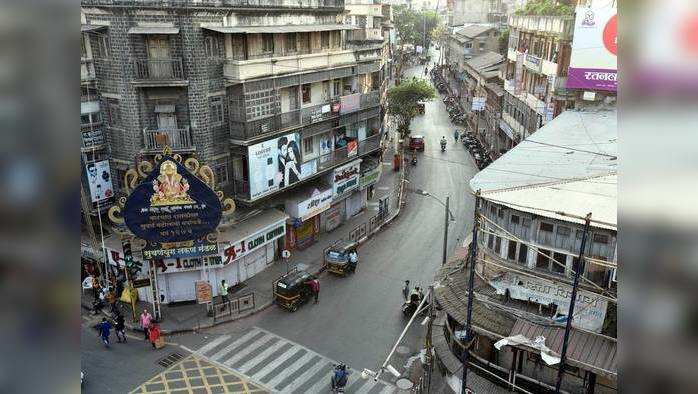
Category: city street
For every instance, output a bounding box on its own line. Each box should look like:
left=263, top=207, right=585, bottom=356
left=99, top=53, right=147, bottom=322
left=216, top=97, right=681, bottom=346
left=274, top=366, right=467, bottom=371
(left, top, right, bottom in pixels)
left=81, top=54, right=482, bottom=393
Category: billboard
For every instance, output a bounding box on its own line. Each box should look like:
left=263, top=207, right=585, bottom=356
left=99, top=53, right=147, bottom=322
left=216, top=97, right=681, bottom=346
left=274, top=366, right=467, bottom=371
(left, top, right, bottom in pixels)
left=248, top=133, right=315, bottom=199
left=566, top=1, right=617, bottom=91
left=85, top=160, right=114, bottom=203
left=123, top=156, right=222, bottom=246
left=332, top=159, right=361, bottom=198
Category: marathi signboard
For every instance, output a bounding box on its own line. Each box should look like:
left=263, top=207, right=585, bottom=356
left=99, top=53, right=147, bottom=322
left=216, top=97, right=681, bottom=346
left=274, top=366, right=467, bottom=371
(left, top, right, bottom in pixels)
left=195, top=281, right=212, bottom=304
left=295, top=189, right=333, bottom=221
left=332, top=159, right=361, bottom=199
left=222, top=220, right=286, bottom=264
left=85, top=160, right=114, bottom=203
left=489, top=272, right=608, bottom=332
left=123, top=156, right=222, bottom=259
left=247, top=133, right=313, bottom=199
left=566, top=2, right=617, bottom=91
left=359, top=166, right=382, bottom=189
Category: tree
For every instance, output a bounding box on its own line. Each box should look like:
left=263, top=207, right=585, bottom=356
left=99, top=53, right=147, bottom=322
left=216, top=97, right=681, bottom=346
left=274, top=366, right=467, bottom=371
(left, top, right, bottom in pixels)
left=393, top=6, right=442, bottom=48
left=387, top=78, right=436, bottom=138
left=498, top=29, right=510, bottom=56
left=514, top=0, right=574, bottom=16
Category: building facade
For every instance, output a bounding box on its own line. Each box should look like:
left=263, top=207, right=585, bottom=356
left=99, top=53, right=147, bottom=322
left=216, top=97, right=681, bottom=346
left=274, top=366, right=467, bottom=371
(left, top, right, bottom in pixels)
left=80, top=0, right=390, bottom=303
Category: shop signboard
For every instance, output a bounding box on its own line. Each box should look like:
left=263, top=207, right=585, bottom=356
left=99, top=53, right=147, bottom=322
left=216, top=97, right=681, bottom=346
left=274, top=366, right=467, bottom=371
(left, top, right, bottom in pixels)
left=85, top=160, right=114, bottom=203
left=154, top=255, right=224, bottom=274
left=332, top=159, right=361, bottom=199
left=489, top=272, right=608, bottom=332
left=566, top=2, right=617, bottom=91
left=222, top=220, right=286, bottom=264
left=296, top=188, right=333, bottom=221
left=359, top=166, right=382, bottom=189
left=195, top=280, right=212, bottom=304
left=247, top=132, right=310, bottom=199
left=514, top=52, right=524, bottom=95
left=347, top=140, right=358, bottom=157
left=142, top=239, right=218, bottom=260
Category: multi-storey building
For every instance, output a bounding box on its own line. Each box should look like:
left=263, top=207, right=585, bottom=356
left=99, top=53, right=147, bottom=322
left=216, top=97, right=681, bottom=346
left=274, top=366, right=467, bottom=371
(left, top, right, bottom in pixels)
left=446, top=24, right=499, bottom=69
left=80, top=0, right=389, bottom=303
left=499, top=13, right=576, bottom=140
left=433, top=109, right=618, bottom=394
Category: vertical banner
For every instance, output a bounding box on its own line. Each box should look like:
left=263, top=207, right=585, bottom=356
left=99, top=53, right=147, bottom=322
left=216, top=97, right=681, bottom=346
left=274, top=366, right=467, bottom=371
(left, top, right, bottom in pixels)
left=85, top=160, right=114, bottom=202
left=515, top=52, right=524, bottom=95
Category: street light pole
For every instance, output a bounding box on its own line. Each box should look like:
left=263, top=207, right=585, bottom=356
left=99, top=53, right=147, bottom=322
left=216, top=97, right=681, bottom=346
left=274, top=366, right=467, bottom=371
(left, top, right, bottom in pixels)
left=461, top=190, right=480, bottom=393
left=442, top=196, right=450, bottom=266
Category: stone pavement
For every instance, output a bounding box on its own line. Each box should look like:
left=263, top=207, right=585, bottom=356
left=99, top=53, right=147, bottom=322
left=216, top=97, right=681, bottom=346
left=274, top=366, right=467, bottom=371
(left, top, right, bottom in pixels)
left=81, top=131, right=407, bottom=335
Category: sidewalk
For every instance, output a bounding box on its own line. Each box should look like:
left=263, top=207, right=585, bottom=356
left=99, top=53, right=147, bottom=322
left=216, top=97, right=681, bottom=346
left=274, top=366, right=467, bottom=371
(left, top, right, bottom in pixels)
left=81, top=133, right=407, bottom=334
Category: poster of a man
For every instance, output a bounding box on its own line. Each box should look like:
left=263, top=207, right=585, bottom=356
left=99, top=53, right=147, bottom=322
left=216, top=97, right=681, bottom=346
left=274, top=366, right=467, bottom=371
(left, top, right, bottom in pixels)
left=85, top=160, right=114, bottom=203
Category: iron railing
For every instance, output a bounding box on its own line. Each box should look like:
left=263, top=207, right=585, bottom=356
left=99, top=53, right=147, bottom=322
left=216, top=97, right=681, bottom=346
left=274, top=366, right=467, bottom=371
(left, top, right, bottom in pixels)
left=81, top=58, right=96, bottom=82
left=143, top=126, right=194, bottom=152
left=133, top=58, right=184, bottom=81
left=212, top=292, right=255, bottom=323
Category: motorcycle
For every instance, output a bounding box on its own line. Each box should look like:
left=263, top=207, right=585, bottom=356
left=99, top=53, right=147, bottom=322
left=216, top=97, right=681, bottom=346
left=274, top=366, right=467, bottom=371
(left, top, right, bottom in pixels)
left=330, top=364, right=349, bottom=393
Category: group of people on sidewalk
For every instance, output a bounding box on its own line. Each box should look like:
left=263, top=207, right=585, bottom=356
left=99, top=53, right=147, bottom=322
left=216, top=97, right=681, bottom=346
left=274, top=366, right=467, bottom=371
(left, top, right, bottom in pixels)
left=93, top=309, right=161, bottom=350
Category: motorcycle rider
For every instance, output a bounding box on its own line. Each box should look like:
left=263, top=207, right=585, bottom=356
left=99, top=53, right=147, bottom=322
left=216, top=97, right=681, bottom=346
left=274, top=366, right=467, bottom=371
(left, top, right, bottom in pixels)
left=331, top=363, right=349, bottom=391
left=440, top=136, right=447, bottom=151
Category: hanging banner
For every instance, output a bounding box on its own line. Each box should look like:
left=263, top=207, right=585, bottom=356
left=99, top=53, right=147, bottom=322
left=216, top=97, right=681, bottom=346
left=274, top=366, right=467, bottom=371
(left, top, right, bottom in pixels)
left=85, top=160, right=114, bottom=203
left=123, top=156, right=222, bottom=247
left=247, top=132, right=305, bottom=199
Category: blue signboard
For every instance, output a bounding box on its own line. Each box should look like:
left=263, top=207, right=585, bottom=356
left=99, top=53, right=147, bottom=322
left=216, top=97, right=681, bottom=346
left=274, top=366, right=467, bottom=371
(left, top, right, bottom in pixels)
left=123, top=156, right=222, bottom=244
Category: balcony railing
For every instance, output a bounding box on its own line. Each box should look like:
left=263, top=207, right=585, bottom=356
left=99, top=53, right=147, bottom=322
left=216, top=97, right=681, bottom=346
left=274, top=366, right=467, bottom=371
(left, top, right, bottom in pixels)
left=133, top=58, right=185, bottom=82
left=507, top=14, right=574, bottom=37
left=81, top=128, right=105, bottom=151
left=81, top=0, right=344, bottom=9
left=81, top=58, right=95, bottom=82
left=230, top=91, right=381, bottom=140
left=349, top=28, right=384, bottom=42
left=143, top=126, right=194, bottom=152
left=224, top=50, right=357, bottom=81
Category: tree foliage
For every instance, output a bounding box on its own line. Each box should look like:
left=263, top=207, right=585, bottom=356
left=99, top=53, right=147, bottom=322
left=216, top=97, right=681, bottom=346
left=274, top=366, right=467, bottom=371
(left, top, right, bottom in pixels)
left=393, top=5, right=442, bottom=48
left=514, top=0, right=574, bottom=16
left=498, top=29, right=510, bottom=56
left=387, top=77, right=436, bottom=137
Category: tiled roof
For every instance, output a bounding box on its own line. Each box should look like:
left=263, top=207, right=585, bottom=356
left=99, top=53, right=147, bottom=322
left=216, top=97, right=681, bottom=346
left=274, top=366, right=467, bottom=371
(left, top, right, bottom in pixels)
left=456, top=24, right=496, bottom=39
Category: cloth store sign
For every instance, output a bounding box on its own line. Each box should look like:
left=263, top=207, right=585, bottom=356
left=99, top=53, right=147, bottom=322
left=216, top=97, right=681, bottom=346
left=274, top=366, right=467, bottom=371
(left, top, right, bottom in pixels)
left=222, top=221, right=286, bottom=264
left=489, top=272, right=608, bottom=332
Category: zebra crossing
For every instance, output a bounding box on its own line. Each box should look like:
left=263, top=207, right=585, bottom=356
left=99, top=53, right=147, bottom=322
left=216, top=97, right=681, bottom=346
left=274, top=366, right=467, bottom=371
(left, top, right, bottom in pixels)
left=193, top=327, right=396, bottom=394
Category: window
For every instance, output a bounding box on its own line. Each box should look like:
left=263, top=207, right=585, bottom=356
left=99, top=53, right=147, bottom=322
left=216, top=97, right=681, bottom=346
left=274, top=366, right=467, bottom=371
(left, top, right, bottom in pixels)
left=552, top=252, right=567, bottom=274
left=205, top=36, right=220, bottom=58
left=465, top=42, right=472, bottom=49
left=321, top=31, right=330, bottom=49
left=209, top=96, right=225, bottom=126
left=571, top=257, right=585, bottom=277
left=262, top=34, right=274, bottom=53
left=585, top=257, right=609, bottom=286
left=576, top=229, right=586, bottom=239
left=479, top=42, right=485, bottom=50
left=593, top=234, right=609, bottom=244
left=557, top=226, right=571, bottom=237
left=285, top=33, right=297, bottom=53
left=333, top=80, right=341, bottom=98
left=507, top=241, right=517, bottom=260
left=510, top=215, right=520, bottom=225
left=301, top=84, right=311, bottom=103
left=106, top=99, right=120, bottom=126
left=497, top=209, right=504, bottom=219
left=540, top=222, right=553, bottom=232
left=302, top=136, right=314, bottom=156
left=487, top=233, right=494, bottom=249
left=536, top=249, right=551, bottom=271
left=114, top=169, right=126, bottom=192
left=494, top=236, right=502, bottom=254
left=517, top=244, right=528, bottom=264
left=81, top=35, right=87, bottom=57
left=81, top=112, right=101, bottom=125
left=521, top=217, right=531, bottom=228
left=489, top=205, right=496, bottom=216
left=212, top=160, right=229, bottom=186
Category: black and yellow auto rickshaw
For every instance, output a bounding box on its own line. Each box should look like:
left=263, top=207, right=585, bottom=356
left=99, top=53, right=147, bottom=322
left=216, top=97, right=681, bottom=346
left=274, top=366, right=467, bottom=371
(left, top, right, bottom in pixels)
left=323, top=241, right=358, bottom=277
left=273, top=269, right=315, bottom=312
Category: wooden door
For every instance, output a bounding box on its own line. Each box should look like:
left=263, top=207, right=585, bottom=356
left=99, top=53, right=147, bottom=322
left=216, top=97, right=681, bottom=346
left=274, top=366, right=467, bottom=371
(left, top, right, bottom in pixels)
left=147, top=35, right=172, bottom=78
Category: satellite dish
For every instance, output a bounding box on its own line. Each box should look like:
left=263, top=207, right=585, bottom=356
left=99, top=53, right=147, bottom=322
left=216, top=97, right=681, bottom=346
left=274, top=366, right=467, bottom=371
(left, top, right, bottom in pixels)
left=395, top=377, right=414, bottom=390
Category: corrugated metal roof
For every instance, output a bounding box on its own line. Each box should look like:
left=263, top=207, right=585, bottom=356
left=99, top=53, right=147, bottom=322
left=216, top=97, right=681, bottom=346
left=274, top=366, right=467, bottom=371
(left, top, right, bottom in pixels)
left=466, top=51, right=504, bottom=71
left=203, top=24, right=357, bottom=34
left=509, top=318, right=618, bottom=377
left=128, top=26, right=179, bottom=34
left=455, top=24, right=496, bottom=39
left=470, top=109, right=618, bottom=229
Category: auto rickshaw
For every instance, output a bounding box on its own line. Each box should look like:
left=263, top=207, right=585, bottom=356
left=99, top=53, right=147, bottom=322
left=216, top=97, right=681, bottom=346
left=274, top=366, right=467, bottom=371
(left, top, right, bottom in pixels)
left=273, top=269, right=316, bottom=312
left=323, top=240, right=358, bottom=277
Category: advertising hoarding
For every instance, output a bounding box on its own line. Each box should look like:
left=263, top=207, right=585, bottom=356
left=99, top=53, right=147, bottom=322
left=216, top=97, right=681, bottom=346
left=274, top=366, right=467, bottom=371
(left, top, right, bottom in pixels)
left=332, top=159, right=361, bottom=198
left=122, top=156, right=222, bottom=247
left=85, top=160, right=114, bottom=203
left=248, top=133, right=314, bottom=199
left=296, top=188, right=333, bottom=220
left=566, top=1, right=617, bottom=91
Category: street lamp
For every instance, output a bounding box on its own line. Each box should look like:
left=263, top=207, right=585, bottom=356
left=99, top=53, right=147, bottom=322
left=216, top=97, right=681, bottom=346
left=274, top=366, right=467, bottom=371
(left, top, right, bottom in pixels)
left=415, top=189, right=455, bottom=266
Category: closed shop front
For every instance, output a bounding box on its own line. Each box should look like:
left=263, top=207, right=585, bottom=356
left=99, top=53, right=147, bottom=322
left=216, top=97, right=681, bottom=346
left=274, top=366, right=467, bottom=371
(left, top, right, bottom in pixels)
left=161, top=270, right=201, bottom=303
left=285, top=186, right=331, bottom=250
left=346, top=189, right=366, bottom=218
left=322, top=201, right=345, bottom=232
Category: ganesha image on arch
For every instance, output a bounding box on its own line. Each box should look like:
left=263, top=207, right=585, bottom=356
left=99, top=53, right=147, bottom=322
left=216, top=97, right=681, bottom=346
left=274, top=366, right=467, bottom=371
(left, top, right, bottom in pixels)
left=150, top=160, right=195, bottom=206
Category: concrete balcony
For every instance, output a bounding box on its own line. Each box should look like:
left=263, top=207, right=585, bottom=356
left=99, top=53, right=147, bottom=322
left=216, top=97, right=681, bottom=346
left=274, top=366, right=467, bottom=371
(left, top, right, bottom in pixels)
left=224, top=50, right=357, bottom=81
left=81, top=127, right=106, bottom=152
left=507, top=14, right=574, bottom=38
left=143, top=126, right=194, bottom=153
left=81, top=58, right=95, bottom=82
left=132, top=58, right=187, bottom=86
left=349, top=28, right=384, bottom=42
left=81, top=0, right=344, bottom=10
left=541, top=59, right=558, bottom=76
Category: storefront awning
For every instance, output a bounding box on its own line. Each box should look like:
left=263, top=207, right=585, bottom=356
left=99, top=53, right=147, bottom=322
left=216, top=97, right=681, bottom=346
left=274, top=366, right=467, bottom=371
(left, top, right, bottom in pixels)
left=128, top=26, right=180, bottom=34
left=203, top=24, right=358, bottom=34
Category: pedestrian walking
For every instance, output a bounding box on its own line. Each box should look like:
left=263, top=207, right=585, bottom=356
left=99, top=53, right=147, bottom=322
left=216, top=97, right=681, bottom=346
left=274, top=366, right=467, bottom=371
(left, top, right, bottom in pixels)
left=305, top=278, right=320, bottom=304
left=139, top=309, right=152, bottom=341
left=454, top=129, right=459, bottom=141
left=402, top=280, right=410, bottom=302
left=148, top=323, right=161, bottom=349
left=114, top=312, right=126, bottom=343
left=96, top=317, right=112, bottom=348
left=219, top=279, right=230, bottom=311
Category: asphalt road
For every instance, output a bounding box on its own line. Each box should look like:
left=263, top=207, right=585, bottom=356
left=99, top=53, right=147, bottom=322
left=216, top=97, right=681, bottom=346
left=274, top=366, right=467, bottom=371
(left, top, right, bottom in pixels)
left=81, top=47, right=482, bottom=393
